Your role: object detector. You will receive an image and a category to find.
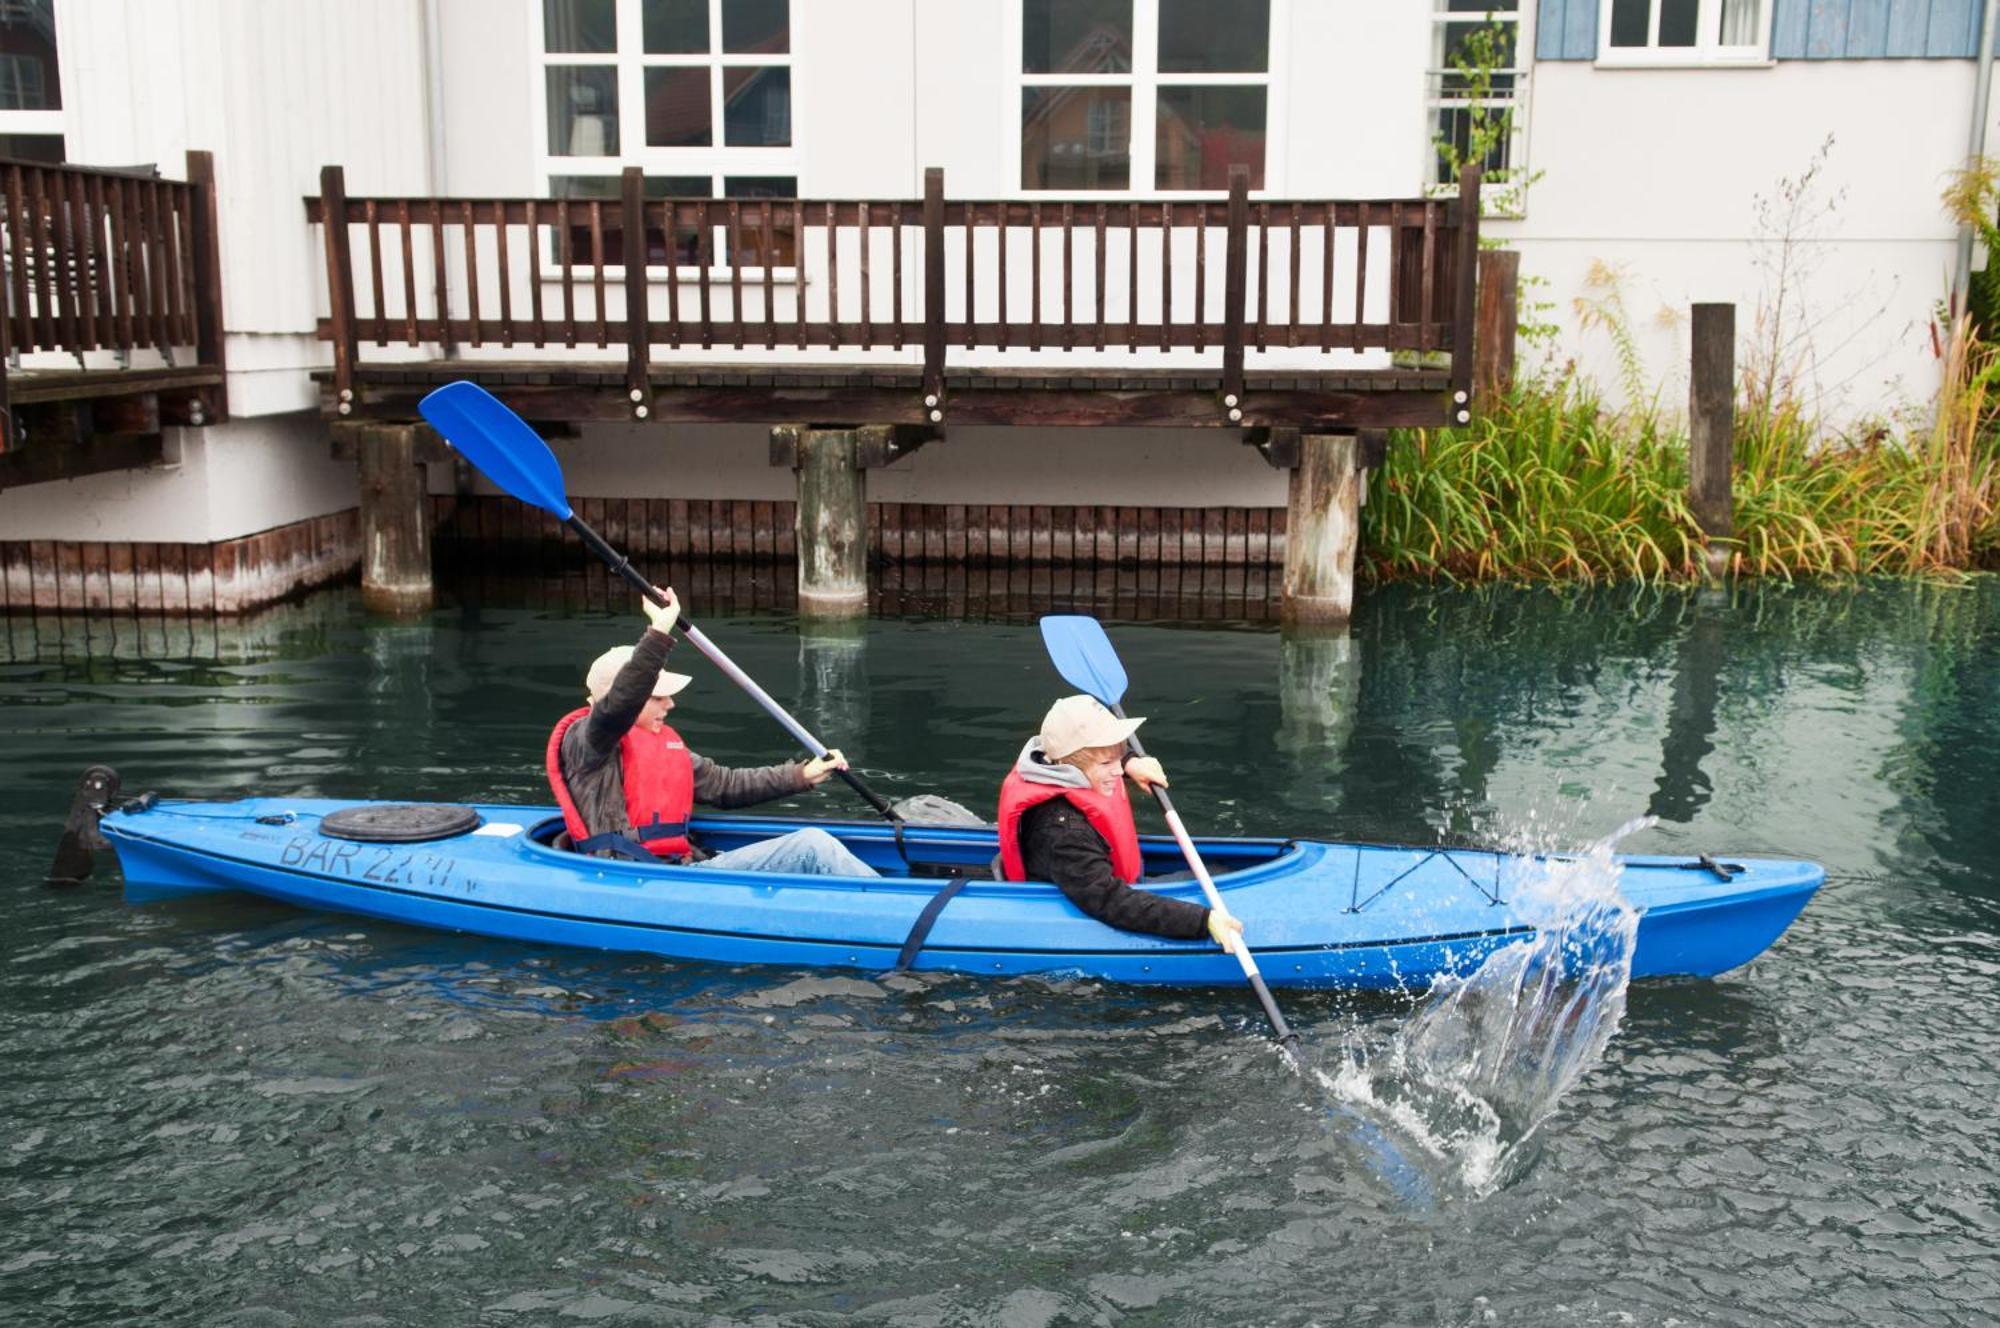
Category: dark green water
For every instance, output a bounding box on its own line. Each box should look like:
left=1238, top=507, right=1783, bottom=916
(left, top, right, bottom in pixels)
left=2, top=581, right=1996, bottom=1326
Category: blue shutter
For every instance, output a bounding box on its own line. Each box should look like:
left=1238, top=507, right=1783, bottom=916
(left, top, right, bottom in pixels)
left=1775, top=0, right=1984, bottom=57
left=1926, top=0, right=1981, bottom=56
left=1535, top=0, right=1599, bottom=60
left=1845, top=0, right=1893, bottom=53
left=1884, top=0, right=1936, bottom=53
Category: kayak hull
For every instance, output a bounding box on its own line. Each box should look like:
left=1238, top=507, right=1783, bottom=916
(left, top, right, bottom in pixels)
left=100, top=798, right=1823, bottom=990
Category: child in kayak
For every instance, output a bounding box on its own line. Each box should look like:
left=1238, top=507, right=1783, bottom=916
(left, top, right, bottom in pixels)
left=997, top=694, right=1243, bottom=949
left=547, top=587, right=878, bottom=876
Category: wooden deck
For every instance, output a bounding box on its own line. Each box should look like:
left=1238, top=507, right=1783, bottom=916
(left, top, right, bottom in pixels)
left=0, top=152, right=228, bottom=481
left=308, top=164, right=1481, bottom=433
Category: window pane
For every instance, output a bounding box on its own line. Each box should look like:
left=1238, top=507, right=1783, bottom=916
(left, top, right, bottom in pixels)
left=1021, top=87, right=1130, bottom=190
left=1608, top=0, right=1650, bottom=46
left=550, top=174, right=710, bottom=198
left=1022, top=0, right=1131, bottom=74
left=1440, top=21, right=1517, bottom=93
left=1718, top=0, right=1760, bottom=43
left=547, top=66, right=620, bottom=155
left=642, top=0, right=707, bottom=53
left=724, top=177, right=798, bottom=265
left=552, top=176, right=711, bottom=268
left=1155, top=87, right=1265, bottom=190
left=0, top=132, right=61, bottom=162
left=723, top=66, right=791, bottom=146
left=722, top=0, right=789, bottom=53
left=645, top=66, right=713, bottom=146
left=543, top=0, right=615, bottom=53
left=1659, top=0, right=1698, bottom=45
left=723, top=176, right=798, bottom=197
left=1158, top=0, right=1267, bottom=73
left=0, top=0, right=59, bottom=110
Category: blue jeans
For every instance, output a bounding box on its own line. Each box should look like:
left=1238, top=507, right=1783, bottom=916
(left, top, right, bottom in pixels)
left=691, top=827, right=879, bottom=878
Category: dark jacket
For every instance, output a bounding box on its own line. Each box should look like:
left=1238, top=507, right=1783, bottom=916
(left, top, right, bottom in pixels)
left=558, top=628, right=810, bottom=850
left=1010, top=739, right=1211, bottom=941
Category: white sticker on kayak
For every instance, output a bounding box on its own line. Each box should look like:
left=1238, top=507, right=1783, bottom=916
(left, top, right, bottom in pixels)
left=472, top=822, right=524, bottom=837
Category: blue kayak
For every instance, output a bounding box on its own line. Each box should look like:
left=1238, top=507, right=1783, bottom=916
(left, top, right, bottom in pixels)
left=98, top=797, right=1821, bottom=989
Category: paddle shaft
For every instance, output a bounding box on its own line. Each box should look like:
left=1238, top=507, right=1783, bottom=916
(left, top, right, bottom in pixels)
left=1118, top=720, right=1305, bottom=1067
left=566, top=515, right=903, bottom=824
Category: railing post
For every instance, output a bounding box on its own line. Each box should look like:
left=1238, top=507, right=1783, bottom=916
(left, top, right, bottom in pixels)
left=1448, top=162, right=1482, bottom=423
left=1690, top=302, right=1735, bottom=580
left=621, top=166, right=652, bottom=419
left=1222, top=164, right=1249, bottom=409
left=922, top=167, right=945, bottom=406
left=318, top=165, right=357, bottom=415
left=184, top=150, right=228, bottom=421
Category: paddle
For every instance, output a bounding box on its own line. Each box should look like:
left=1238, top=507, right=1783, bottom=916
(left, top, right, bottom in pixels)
left=416, top=380, right=904, bottom=828
left=1039, top=614, right=1305, bottom=1069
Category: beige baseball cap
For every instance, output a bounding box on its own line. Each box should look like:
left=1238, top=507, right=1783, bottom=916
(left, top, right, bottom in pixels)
left=1040, top=694, right=1144, bottom=760
left=586, top=645, right=692, bottom=704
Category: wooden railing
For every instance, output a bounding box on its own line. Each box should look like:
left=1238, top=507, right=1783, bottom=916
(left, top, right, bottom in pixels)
left=308, top=163, right=1479, bottom=418
left=0, top=151, right=225, bottom=372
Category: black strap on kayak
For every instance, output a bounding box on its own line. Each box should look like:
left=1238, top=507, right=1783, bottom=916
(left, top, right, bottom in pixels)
left=1691, top=854, right=1744, bottom=882
left=893, top=875, right=973, bottom=972
left=573, top=830, right=657, bottom=862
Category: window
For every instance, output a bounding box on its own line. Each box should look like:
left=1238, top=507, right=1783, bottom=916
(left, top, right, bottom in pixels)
left=537, top=0, right=795, bottom=267
left=549, top=172, right=797, bottom=267
left=1426, top=2, right=1525, bottom=200
left=1598, top=0, right=1768, bottom=62
left=0, top=0, right=62, bottom=163
left=1017, top=0, right=1275, bottom=193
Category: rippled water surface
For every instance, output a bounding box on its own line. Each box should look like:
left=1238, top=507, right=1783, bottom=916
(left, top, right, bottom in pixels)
left=3, top=581, right=1996, bottom=1326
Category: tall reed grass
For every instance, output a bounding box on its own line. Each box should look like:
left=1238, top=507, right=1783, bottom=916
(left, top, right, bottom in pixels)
left=1363, top=318, right=2000, bottom=585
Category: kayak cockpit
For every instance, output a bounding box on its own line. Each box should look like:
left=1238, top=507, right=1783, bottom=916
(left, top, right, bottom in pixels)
left=520, top=813, right=1300, bottom=885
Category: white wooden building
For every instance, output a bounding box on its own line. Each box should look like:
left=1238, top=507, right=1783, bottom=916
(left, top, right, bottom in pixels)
left=0, top=0, right=1987, bottom=612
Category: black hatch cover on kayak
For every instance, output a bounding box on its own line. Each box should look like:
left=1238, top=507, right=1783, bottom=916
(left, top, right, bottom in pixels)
left=320, top=804, right=482, bottom=843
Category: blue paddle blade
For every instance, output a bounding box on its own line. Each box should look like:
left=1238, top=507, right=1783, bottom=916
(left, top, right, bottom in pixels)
left=417, top=381, right=574, bottom=521
left=1039, top=615, right=1128, bottom=707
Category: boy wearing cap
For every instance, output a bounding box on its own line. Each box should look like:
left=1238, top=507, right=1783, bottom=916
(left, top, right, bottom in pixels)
left=546, top=588, right=877, bottom=876
left=997, top=695, right=1243, bottom=949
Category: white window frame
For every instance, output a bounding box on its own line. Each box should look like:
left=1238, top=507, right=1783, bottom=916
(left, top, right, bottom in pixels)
left=531, top=0, right=798, bottom=275
left=1594, top=0, right=1773, bottom=67
left=1004, top=0, right=1289, bottom=198
left=1424, top=3, right=1531, bottom=214
left=0, top=1, right=66, bottom=162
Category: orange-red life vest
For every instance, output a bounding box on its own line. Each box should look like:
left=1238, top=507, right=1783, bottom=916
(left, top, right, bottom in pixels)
left=996, top=767, right=1143, bottom=884
left=546, top=706, right=695, bottom=859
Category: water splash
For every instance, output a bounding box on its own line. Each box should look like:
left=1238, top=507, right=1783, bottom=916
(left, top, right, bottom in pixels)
left=1320, top=816, right=1650, bottom=1197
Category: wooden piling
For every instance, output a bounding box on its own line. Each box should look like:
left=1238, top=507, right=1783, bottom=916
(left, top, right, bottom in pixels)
left=1282, top=433, right=1361, bottom=626
left=1474, top=249, right=1519, bottom=407
left=351, top=421, right=433, bottom=614
left=1689, top=303, right=1735, bottom=579
left=791, top=426, right=877, bottom=618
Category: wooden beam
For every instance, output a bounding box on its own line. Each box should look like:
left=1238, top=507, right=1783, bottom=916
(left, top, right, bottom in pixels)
left=620, top=166, right=651, bottom=416
left=922, top=168, right=945, bottom=405
left=1221, top=166, right=1249, bottom=407
left=1689, top=302, right=1735, bottom=579
left=89, top=393, right=160, bottom=435
left=1474, top=248, right=1518, bottom=407
left=184, top=150, right=229, bottom=417
left=318, top=165, right=358, bottom=413
left=324, top=381, right=1454, bottom=431
left=0, top=434, right=164, bottom=489
left=1447, top=162, right=1482, bottom=414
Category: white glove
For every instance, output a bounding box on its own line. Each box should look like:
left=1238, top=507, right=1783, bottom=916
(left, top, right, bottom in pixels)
left=643, top=586, right=680, bottom=636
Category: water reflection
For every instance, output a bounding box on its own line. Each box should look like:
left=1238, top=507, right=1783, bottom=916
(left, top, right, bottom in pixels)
left=796, top=621, right=869, bottom=750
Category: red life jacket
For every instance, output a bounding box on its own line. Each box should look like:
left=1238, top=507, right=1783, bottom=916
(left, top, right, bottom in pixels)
left=997, top=767, right=1143, bottom=884
left=545, top=706, right=696, bottom=859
